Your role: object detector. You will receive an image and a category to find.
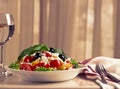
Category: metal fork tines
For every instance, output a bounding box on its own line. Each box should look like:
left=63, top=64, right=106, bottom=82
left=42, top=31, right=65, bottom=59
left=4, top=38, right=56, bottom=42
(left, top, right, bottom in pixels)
left=95, top=64, right=107, bottom=84
left=99, top=64, right=120, bottom=83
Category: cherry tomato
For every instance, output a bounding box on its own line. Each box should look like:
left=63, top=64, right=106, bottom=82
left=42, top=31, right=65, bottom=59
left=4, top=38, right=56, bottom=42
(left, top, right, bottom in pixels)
left=44, top=63, right=50, bottom=68
left=45, top=52, right=52, bottom=57
left=35, top=61, right=45, bottom=67
left=41, top=51, right=52, bottom=57
left=24, top=56, right=33, bottom=63
left=50, top=59, right=62, bottom=68
left=20, top=63, right=33, bottom=71
left=32, top=61, right=45, bottom=70
left=66, top=60, right=70, bottom=63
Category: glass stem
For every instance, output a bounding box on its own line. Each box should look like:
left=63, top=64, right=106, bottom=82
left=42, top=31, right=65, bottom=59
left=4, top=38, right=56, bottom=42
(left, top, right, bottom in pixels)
left=0, top=45, right=4, bottom=68
left=0, top=45, right=5, bottom=75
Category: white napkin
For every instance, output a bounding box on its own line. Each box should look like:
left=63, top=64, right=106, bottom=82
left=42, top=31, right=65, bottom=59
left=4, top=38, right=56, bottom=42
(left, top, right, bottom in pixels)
left=79, top=56, right=120, bottom=89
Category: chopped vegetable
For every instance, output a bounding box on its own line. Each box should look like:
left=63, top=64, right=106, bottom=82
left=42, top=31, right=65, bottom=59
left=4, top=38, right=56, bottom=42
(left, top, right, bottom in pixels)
left=9, top=61, right=19, bottom=69
left=35, top=67, right=55, bottom=71
left=50, top=59, right=62, bottom=68
left=70, top=59, right=79, bottom=68
left=9, top=44, right=80, bottom=71
left=23, top=56, right=34, bottom=63
left=20, top=63, right=33, bottom=71
left=18, top=44, right=49, bottom=61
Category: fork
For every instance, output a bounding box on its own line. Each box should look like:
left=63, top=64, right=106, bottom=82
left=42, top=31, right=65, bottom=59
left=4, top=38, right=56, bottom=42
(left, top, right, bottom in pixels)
left=95, top=64, right=107, bottom=84
left=99, top=64, right=120, bottom=83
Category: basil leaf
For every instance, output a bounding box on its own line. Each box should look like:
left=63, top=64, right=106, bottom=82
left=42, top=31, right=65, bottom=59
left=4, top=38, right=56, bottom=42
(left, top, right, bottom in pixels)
left=55, top=49, right=67, bottom=58
left=18, top=44, right=49, bottom=61
left=35, top=44, right=49, bottom=51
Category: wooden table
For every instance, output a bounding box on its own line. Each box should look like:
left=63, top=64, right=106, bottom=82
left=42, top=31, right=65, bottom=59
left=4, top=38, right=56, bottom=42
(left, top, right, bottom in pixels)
left=0, top=75, right=100, bottom=89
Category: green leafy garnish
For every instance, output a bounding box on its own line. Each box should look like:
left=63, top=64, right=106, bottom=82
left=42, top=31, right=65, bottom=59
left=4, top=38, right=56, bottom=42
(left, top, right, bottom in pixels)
left=9, top=62, right=19, bottom=69
left=35, top=67, right=55, bottom=71
left=70, top=59, right=79, bottom=68
left=18, top=44, right=49, bottom=61
left=55, top=49, right=67, bottom=58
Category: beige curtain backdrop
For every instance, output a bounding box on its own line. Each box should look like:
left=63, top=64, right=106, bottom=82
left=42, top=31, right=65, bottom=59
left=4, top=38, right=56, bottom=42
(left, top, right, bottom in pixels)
left=0, top=0, right=120, bottom=65
left=0, top=0, right=40, bottom=65
left=40, top=0, right=117, bottom=61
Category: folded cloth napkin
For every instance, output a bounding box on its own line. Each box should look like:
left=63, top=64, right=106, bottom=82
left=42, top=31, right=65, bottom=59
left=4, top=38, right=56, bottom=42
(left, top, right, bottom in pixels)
left=79, top=56, right=120, bottom=89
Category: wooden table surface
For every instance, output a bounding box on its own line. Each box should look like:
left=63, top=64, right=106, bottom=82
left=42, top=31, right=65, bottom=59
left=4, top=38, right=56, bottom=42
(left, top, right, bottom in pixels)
left=0, top=75, right=100, bottom=89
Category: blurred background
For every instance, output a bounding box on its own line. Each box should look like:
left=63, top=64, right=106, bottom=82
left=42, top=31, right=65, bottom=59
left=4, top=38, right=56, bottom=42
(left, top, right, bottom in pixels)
left=0, top=0, right=120, bottom=65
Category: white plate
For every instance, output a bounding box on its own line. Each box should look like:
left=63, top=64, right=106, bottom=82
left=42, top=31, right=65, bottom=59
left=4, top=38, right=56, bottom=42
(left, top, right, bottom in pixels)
left=7, top=67, right=83, bottom=82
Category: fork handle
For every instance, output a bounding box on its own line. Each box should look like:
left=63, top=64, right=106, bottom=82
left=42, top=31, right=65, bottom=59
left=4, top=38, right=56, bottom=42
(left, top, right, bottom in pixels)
left=106, top=73, right=120, bottom=83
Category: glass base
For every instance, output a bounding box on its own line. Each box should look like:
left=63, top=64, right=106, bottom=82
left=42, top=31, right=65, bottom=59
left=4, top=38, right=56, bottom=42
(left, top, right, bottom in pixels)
left=0, top=64, right=12, bottom=83
left=0, top=65, right=12, bottom=76
left=0, top=74, right=6, bottom=83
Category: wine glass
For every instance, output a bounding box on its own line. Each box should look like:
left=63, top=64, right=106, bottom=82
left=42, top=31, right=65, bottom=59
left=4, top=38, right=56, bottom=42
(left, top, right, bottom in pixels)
left=0, top=13, right=15, bottom=78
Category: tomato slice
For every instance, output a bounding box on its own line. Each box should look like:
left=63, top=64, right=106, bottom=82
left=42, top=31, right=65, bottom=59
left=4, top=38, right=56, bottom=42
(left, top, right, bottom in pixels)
left=42, top=51, right=52, bottom=57
left=65, top=60, right=70, bottom=63
left=44, top=63, right=50, bottom=68
left=24, top=56, right=34, bottom=63
left=32, top=61, right=45, bottom=70
left=20, top=63, right=33, bottom=71
left=50, top=59, right=62, bottom=68
left=35, top=61, right=45, bottom=67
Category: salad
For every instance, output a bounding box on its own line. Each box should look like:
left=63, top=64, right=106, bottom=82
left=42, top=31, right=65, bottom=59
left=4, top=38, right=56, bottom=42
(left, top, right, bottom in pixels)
left=9, top=44, right=79, bottom=71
